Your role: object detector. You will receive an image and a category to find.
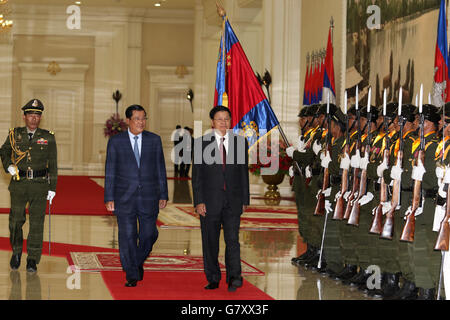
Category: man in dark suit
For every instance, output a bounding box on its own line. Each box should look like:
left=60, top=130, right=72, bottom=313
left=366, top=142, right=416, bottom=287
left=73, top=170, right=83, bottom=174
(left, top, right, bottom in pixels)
left=104, top=105, right=168, bottom=287
left=192, top=105, right=250, bottom=292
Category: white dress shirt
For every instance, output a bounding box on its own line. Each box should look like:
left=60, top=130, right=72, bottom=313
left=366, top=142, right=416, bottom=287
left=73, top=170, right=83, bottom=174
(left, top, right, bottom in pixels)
left=214, top=130, right=229, bottom=153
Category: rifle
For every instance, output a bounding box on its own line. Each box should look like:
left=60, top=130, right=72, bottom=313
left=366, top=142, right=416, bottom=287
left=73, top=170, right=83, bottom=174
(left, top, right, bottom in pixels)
left=380, top=91, right=404, bottom=240
left=314, top=100, right=332, bottom=216
left=435, top=105, right=450, bottom=251
left=348, top=89, right=373, bottom=226
left=333, top=91, right=349, bottom=220
left=343, top=92, right=362, bottom=220
left=400, top=86, right=424, bottom=243
left=370, top=90, right=389, bottom=234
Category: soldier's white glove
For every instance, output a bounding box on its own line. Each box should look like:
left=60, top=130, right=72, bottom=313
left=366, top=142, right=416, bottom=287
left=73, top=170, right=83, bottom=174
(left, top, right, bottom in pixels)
left=343, top=191, right=352, bottom=201
left=47, top=191, right=56, bottom=204
left=288, top=165, right=294, bottom=178
left=7, top=165, right=17, bottom=176
left=358, top=192, right=374, bottom=206
left=334, top=191, right=342, bottom=202
left=381, top=202, right=392, bottom=215
left=390, top=163, right=403, bottom=181
left=436, top=166, right=445, bottom=179
left=325, top=200, right=333, bottom=214
left=411, top=159, right=426, bottom=182
left=404, top=204, right=423, bottom=218
left=444, top=166, right=450, bottom=184
left=360, top=153, right=370, bottom=170
left=297, top=137, right=307, bottom=153
left=305, top=166, right=312, bottom=178
left=433, top=205, right=446, bottom=232
left=351, top=150, right=361, bottom=168
left=377, top=159, right=388, bottom=178
left=321, top=152, right=332, bottom=169
left=340, top=154, right=351, bottom=170
left=322, top=187, right=332, bottom=198
left=312, top=140, right=322, bottom=155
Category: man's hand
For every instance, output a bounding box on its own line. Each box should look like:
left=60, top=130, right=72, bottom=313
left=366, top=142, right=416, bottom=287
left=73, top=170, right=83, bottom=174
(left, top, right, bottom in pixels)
left=195, top=203, right=207, bottom=217
left=105, top=201, right=115, bottom=212
left=159, top=200, right=168, bottom=209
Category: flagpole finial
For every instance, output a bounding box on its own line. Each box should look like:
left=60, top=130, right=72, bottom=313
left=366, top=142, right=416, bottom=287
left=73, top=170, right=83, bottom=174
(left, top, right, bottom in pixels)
left=330, top=16, right=334, bottom=29
left=216, top=1, right=226, bottom=18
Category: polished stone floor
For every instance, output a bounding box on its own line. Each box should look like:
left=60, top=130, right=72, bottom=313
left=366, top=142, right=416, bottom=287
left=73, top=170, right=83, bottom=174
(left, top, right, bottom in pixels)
left=0, top=177, right=374, bottom=300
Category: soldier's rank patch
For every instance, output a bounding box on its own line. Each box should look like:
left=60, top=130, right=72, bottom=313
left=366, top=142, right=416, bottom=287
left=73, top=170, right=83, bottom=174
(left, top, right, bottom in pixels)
left=37, top=138, right=48, bottom=145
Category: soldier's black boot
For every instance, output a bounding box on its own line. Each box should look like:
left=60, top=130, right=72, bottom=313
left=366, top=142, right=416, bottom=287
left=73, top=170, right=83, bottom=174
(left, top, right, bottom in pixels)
left=292, top=244, right=313, bottom=265
left=10, top=253, right=21, bottom=270
left=303, top=251, right=320, bottom=269
left=332, top=264, right=358, bottom=281
left=417, top=288, right=436, bottom=300
left=26, top=259, right=37, bottom=273
left=379, top=273, right=400, bottom=299
left=385, top=280, right=418, bottom=300
left=343, top=269, right=369, bottom=286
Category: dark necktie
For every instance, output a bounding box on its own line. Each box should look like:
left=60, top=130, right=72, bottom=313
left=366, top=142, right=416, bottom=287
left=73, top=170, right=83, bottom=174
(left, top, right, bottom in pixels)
left=220, top=137, right=226, bottom=190
left=28, top=133, right=33, bottom=141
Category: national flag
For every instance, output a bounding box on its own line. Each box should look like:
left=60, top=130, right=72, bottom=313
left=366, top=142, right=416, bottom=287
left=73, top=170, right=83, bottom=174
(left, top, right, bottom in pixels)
left=214, top=17, right=279, bottom=147
left=322, top=27, right=336, bottom=104
left=432, top=0, right=450, bottom=107
left=303, top=60, right=310, bottom=105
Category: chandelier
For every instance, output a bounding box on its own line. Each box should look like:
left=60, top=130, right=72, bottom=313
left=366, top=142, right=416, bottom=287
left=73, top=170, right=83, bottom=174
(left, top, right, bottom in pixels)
left=0, top=0, right=13, bottom=32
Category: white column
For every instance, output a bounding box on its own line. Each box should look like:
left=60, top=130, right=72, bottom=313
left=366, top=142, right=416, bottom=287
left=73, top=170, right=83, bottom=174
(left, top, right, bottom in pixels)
left=127, top=20, right=143, bottom=106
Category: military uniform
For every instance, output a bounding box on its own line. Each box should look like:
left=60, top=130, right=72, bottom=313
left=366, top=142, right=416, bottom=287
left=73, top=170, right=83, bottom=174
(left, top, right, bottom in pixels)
left=404, top=104, right=441, bottom=299
left=0, top=99, right=57, bottom=272
left=381, top=104, right=417, bottom=299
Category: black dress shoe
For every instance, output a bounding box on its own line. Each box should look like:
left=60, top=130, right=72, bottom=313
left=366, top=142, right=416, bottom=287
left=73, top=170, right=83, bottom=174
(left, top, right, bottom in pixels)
left=343, top=270, right=369, bottom=286
left=10, top=254, right=21, bottom=270
left=26, top=259, right=37, bottom=273
left=125, top=279, right=138, bottom=287
left=228, top=277, right=243, bottom=292
left=379, top=273, right=400, bottom=299
left=138, top=265, right=144, bottom=281
left=417, top=288, right=436, bottom=300
left=204, top=282, right=219, bottom=290
left=332, top=264, right=358, bottom=281
left=384, top=280, right=418, bottom=300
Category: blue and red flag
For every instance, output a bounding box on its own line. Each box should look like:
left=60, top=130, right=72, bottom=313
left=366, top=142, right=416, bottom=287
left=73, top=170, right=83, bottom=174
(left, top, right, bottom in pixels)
left=214, top=18, right=279, bottom=147
left=432, top=0, right=450, bottom=106
left=322, top=27, right=336, bottom=104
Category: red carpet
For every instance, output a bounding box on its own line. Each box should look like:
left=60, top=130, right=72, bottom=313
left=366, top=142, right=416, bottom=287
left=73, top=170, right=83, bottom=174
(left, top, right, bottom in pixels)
left=101, top=271, right=274, bottom=300
left=0, top=176, right=111, bottom=216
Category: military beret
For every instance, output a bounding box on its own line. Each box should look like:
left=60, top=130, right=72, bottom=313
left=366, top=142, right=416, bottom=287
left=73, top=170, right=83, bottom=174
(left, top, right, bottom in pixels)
left=22, top=99, right=44, bottom=114
left=416, top=104, right=440, bottom=124
left=298, top=106, right=309, bottom=117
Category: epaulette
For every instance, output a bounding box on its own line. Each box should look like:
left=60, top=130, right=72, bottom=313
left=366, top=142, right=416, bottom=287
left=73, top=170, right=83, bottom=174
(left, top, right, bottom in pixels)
left=49, top=131, right=55, bottom=135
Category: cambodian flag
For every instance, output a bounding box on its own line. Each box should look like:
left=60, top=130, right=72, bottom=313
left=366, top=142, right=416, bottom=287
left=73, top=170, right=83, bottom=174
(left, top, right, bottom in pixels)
left=322, top=27, right=336, bottom=104
left=214, top=18, right=280, bottom=148
left=432, top=0, right=450, bottom=106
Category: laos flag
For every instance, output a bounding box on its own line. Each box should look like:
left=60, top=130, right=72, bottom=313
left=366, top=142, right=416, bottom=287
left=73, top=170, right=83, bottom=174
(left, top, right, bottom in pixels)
left=432, top=0, right=450, bottom=107
left=214, top=18, right=279, bottom=148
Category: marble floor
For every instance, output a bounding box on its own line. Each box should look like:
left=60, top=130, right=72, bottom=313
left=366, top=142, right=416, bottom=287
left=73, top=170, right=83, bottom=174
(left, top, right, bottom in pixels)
left=0, top=177, right=374, bottom=301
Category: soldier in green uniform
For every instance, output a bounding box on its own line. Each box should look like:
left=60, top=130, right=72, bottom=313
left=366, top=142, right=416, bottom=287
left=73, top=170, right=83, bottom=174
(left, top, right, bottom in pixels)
left=315, top=104, right=348, bottom=276
left=404, top=104, right=441, bottom=299
left=288, top=106, right=313, bottom=264
left=364, top=103, right=398, bottom=298
left=379, top=103, right=417, bottom=300
left=0, top=99, right=57, bottom=273
left=343, top=105, right=380, bottom=288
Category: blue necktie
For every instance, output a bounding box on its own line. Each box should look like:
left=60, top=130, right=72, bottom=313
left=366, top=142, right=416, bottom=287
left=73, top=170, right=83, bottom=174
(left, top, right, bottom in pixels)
left=133, top=136, right=140, bottom=168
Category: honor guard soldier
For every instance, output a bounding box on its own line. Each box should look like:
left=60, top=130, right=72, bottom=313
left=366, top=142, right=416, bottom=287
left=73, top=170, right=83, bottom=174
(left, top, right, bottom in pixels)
left=0, top=99, right=57, bottom=273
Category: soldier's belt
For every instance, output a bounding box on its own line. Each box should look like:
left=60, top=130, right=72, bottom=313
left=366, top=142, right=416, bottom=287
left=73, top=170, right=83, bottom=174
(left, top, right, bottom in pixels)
left=423, top=188, right=438, bottom=199
left=18, top=169, right=48, bottom=180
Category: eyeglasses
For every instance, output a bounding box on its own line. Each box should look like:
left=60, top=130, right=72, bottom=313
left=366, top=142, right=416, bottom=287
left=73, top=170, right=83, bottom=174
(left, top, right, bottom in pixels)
left=131, top=117, right=148, bottom=122
left=214, top=118, right=231, bottom=123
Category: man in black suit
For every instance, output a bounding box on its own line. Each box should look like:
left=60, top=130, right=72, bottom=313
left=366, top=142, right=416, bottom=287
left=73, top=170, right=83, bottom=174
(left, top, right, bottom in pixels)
left=104, top=105, right=168, bottom=287
left=192, top=105, right=250, bottom=292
